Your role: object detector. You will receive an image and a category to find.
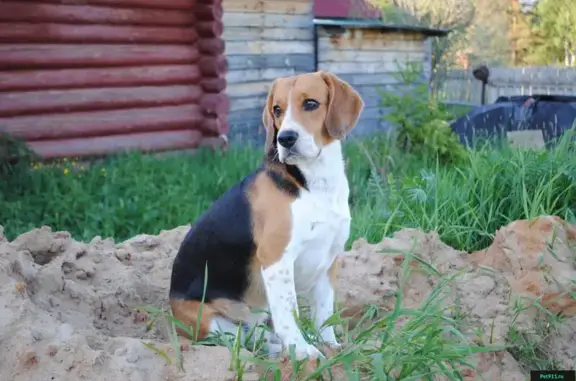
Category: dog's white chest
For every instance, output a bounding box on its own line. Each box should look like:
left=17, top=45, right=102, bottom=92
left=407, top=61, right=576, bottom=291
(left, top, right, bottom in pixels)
left=290, top=189, right=350, bottom=294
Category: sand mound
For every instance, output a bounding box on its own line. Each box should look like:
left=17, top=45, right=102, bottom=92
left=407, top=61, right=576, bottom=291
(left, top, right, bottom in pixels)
left=0, top=216, right=575, bottom=380
left=337, top=215, right=576, bottom=380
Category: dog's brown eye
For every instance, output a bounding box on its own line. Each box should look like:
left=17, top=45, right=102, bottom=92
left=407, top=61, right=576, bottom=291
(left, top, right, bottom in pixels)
left=273, top=105, right=282, bottom=117
left=302, top=99, right=319, bottom=111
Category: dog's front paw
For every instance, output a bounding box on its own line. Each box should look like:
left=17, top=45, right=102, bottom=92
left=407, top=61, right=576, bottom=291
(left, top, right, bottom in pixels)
left=319, top=341, right=343, bottom=357
left=286, top=342, right=324, bottom=360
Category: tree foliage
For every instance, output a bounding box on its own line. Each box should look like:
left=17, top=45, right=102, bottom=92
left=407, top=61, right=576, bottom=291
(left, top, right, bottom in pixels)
left=528, top=0, right=576, bottom=66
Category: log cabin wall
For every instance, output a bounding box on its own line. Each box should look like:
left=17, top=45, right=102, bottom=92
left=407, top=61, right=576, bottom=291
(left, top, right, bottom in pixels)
left=317, top=27, right=431, bottom=136
left=0, top=0, right=229, bottom=159
left=221, top=0, right=315, bottom=142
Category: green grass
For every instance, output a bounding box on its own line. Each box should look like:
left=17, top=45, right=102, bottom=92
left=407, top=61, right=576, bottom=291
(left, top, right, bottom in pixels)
left=1, top=131, right=575, bottom=253
left=1, top=130, right=576, bottom=380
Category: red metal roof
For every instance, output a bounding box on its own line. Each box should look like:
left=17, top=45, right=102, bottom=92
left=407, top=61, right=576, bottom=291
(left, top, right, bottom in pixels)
left=313, top=0, right=382, bottom=19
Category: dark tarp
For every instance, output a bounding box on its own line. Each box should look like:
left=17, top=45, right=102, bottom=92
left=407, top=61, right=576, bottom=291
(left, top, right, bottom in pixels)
left=450, top=95, right=576, bottom=148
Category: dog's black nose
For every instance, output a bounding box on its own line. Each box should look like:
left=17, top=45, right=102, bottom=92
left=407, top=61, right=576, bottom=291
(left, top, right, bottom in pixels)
left=277, top=130, right=298, bottom=148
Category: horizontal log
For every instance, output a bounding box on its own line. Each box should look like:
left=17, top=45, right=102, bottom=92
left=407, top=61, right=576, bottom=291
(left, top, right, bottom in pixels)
left=200, top=77, right=227, bottom=93
left=0, top=23, right=198, bottom=44
left=226, top=54, right=314, bottom=71
left=226, top=68, right=296, bottom=85
left=0, top=44, right=200, bottom=69
left=196, top=20, right=223, bottom=38
left=225, top=40, right=313, bottom=55
left=0, top=85, right=203, bottom=117
left=198, top=38, right=226, bottom=55
left=0, top=65, right=201, bottom=91
left=0, top=2, right=195, bottom=26
left=200, top=93, right=229, bottom=116
left=222, top=26, right=312, bottom=42
left=0, top=104, right=205, bottom=140
left=195, top=3, right=223, bottom=21
left=198, top=56, right=228, bottom=77
left=222, top=13, right=311, bottom=28
left=200, top=115, right=229, bottom=135
left=319, top=49, right=425, bottom=63
left=227, top=81, right=271, bottom=98
left=14, top=0, right=197, bottom=10
left=223, top=0, right=311, bottom=14
left=28, top=130, right=205, bottom=159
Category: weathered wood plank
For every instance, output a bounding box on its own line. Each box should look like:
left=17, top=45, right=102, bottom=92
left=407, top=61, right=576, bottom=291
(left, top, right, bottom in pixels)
left=317, top=27, right=423, bottom=42
left=318, top=36, right=423, bottom=52
left=0, top=23, right=198, bottom=44
left=318, top=49, right=426, bottom=63
left=222, top=12, right=311, bottom=28
left=0, top=2, right=195, bottom=26
left=222, top=26, right=312, bottom=41
left=225, top=40, right=313, bottom=55
left=227, top=81, right=271, bottom=97
left=223, top=0, right=311, bottom=14
left=0, top=44, right=199, bottom=69
left=320, top=61, right=405, bottom=74
left=226, top=68, right=297, bottom=84
left=226, top=54, right=314, bottom=71
left=28, top=130, right=206, bottom=159
left=0, top=85, right=202, bottom=117
left=229, top=95, right=266, bottom=112
left=228, top=107, right=262, bottom=122
left=0, top=104, right=206, bottom=140
left=335, top=73, right=405, bottom=86
left=0, top=65, right=201, bottom=91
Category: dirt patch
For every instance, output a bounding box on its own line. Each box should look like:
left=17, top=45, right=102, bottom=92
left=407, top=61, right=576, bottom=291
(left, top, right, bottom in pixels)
left=337, top=215, right=576, bottom=379
left=0, top=216, right=575, bottom=380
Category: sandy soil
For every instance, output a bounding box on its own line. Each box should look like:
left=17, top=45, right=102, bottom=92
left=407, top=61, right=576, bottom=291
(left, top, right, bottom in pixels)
left=0, top=215, right=574, bottom=380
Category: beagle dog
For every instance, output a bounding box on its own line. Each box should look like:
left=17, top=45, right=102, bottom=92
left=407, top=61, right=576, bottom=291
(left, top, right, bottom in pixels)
left=169, top=71, right=364, bottom=360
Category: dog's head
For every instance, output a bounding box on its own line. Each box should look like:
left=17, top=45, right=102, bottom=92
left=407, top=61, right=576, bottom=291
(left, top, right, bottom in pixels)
left=262, top=71, right=364, bottom=165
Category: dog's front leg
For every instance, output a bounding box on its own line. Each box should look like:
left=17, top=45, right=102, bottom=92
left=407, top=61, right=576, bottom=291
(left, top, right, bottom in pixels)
left=261, top=255, right=324, bottom=360
left=310, top=268, right=341, bottom=350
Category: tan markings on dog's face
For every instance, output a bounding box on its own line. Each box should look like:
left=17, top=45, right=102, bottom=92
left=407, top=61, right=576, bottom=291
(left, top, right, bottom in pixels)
left=263, top=71, right=365, bottom=164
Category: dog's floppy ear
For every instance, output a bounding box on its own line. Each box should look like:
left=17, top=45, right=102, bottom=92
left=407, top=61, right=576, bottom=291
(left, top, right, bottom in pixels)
left=262, top=79, right=278, bottom=156
left=320, top=71, right=364, bottom=140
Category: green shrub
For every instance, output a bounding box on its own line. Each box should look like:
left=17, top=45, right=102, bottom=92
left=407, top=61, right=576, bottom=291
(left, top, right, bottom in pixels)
left=379, top=62, right=468, bottom=165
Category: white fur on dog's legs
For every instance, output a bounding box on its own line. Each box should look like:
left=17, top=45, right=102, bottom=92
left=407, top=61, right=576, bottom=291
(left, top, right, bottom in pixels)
left=310, top=271, right=341, bottom=349
left=261, top=257, right=324, bottom=360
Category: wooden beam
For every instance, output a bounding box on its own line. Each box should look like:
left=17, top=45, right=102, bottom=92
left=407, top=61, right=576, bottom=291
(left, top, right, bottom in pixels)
left=0, top=85, right=203, bottom=117
left=319, top=61, right=401, bottom=74
left=222, top=26, right=312, bottom=41
left=0, top=104, right=205, bottom=140
left=28, top=130, right=205, bottom=159
left=222, top=12, right=311, bottom=28
left=317, top=36, right=424, bottom=52
left=223, top=0, right=311, bottom=14
left=13, top=0, right=197, bottom=10
left=319, top=49, right=426, bottom=63
left=200, top=77, right=227, bottom=93
left=0, top=2, right=195, bottom=26
left=225, top=40, right=313, bottom=55
left=0, top=65, right=202, bottom=91
left=227, top=81, right=270, bottom=98
left=0, top=23, right=198, bottom=44
left=0, top=44, right=200, bottom=69
left=226, top=68, right=297, bottom=84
